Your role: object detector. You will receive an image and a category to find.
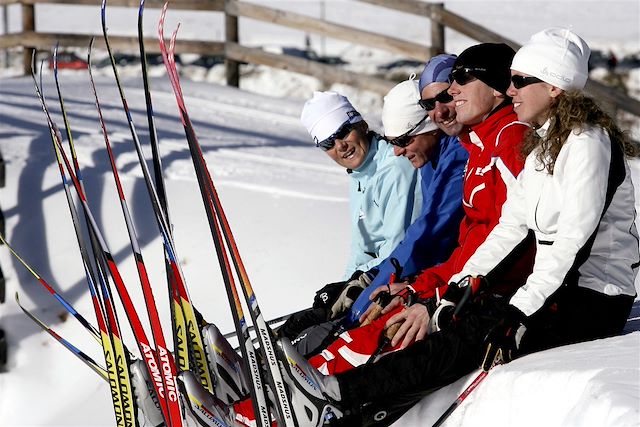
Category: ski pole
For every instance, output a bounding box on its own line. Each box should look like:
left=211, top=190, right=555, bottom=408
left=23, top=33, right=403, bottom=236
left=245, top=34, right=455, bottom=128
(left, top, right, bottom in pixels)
left=431, top=368, right=491, bottom=427
left=361, top=258, right=403, bottom=326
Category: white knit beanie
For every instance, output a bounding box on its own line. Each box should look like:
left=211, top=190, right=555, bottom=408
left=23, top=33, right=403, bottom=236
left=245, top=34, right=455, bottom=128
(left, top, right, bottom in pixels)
left=382, top=75, right=438, bottom=138
left=300, top=91, right=363, bottom=145
left=511, top=28, right=591, bottom=91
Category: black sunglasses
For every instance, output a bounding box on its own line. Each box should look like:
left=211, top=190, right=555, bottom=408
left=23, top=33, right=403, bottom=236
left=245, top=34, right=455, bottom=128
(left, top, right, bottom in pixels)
left=386, top=115, right=429, bottom=148
left=316, top=122, right=355, bottom=151
left=419, top=88, right=454, bottom=111
left=449, top=67, right=487, bottom=86
left=511, top=75, right=544, bottom=89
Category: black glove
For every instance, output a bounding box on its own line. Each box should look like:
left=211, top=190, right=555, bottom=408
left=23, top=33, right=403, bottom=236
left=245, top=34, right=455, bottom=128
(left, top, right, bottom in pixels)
left=313, top=281, right=348, bottom=310
left=481, top=305, right=527, bottom=371
left=313, top=270, right=370, bottom=314
left=278, top=307, right=329, bottom=340
left=442, top=275, right=488, bottom=318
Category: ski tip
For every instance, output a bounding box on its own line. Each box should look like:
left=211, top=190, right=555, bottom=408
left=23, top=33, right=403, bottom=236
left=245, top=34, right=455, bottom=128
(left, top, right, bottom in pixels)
left=30, top=50, right=36, bottom=76
left=88, top=36, right=95, bottom=61
left=53, top=43, right=59, bottom=77
left=138, top=0, right=145, bottom=13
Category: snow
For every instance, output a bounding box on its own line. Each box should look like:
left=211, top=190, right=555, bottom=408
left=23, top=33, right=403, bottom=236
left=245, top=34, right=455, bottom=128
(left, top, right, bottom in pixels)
left=0, top=2, right=639, bottom=426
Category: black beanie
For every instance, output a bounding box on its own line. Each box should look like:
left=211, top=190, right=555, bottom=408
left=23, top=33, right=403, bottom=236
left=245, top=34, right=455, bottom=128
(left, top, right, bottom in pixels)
left=453, top=43, right=516, bottom=94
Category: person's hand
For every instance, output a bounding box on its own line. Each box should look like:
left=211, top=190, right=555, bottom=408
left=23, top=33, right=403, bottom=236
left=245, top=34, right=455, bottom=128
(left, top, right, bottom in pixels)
left=358, top=282, right=409, bottom=324
left=482, top=307, right=527, bottom=371
left=328, top=272, right=372, bottom=319
left=385, top=304, right=431, bottom=349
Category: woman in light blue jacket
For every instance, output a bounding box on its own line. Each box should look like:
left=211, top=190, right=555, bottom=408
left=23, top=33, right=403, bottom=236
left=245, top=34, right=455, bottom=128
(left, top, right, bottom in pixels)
left=301, top=92, right=422, bottom=278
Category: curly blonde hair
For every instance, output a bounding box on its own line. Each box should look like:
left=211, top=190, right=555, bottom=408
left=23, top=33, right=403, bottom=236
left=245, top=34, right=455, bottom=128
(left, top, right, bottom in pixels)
left=520, top=91, right=639, bottom=174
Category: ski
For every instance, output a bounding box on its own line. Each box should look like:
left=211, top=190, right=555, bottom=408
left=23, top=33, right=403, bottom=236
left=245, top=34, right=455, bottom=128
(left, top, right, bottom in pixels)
left=158, top=8, right=293, bottom=426
left=87, top=36, right=182, bottom=427
left=48, top=55, right=131, bottom=413
left=101, top=0, right=213, bottom=392
left=15, top=292, right=109, bottom=381
left=137, top=0, right=168, bottom=220
left=0, top=233, right=100, bottom=342
left=52, top=43, right=113, bottom=326
left=30, top=60, right=138, bottom=427
left=157, top=8, right=272, bottom=426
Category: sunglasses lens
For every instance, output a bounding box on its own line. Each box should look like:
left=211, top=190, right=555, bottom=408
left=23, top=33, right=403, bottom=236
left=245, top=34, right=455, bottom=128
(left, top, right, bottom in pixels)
left=388, top=134, right=412, bottom=148
left=436, top=90, right=453, bottom=103
left=450, top=68, right=481, bottom=86
left=317, top=123, right=353, bottom=151
left=511, top=75, right=525, bottom=89
left=318, top=140, right=335, bottom=151
left=419, top=98, right=436, bottom=111
left=456, top=71, right=475, bottom=85
left=335, top=125, right=352, bottom=140
left=419, top=90, right=453, bottom=112
left=511, top=75, right=543, bottom=89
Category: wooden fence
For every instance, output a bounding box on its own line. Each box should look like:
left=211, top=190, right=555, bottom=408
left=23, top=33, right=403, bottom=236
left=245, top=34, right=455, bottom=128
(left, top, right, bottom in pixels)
left=0, top=0, right=639, bottom=119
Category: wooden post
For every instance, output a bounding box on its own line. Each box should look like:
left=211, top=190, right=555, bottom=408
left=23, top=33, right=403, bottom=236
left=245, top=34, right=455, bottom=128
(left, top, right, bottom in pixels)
left=3, top=5, right=9, bottom=67
left=430, top=3, right=445, bottom=56
left=22, top=3, right=34, bottom=75
left=225, top=0, right=239, bottom=87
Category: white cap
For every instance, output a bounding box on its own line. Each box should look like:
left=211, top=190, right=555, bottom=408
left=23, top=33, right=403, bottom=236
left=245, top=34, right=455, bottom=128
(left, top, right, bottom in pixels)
left=300, top=91, right=363, bottom=145
left=511, top=28, right=591, bottom=91
left=382, top=75, right=438, bottom=138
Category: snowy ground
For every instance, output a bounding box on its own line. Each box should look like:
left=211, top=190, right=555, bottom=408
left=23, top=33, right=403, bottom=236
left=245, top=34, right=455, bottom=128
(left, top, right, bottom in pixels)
left=0, top=2, right=639, bottom=426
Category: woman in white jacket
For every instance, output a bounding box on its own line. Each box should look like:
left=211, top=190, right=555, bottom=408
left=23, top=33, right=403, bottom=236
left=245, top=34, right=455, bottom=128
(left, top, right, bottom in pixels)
left=449, top=27, right=638, bottom=356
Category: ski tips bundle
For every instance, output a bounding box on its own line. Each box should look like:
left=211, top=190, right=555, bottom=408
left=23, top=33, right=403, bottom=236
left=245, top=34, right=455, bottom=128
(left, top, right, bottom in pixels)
left=7, top=3, right=338, bottom=426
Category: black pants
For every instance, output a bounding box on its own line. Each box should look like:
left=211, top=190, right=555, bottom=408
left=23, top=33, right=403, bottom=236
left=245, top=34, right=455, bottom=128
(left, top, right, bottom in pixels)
left=336, top=287, right=634, bottom=426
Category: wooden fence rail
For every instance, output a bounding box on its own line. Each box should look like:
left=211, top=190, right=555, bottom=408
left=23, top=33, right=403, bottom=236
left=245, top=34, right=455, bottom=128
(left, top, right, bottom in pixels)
left=226, top=42, right=395, bottom=95
left=0, top=0, right=639, bottom=119
left=224, top=1, right=434, bottom=61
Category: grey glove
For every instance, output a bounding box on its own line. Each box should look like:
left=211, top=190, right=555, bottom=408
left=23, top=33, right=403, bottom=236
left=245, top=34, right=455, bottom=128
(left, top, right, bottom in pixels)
left=329, top=272, right=372, bottom=319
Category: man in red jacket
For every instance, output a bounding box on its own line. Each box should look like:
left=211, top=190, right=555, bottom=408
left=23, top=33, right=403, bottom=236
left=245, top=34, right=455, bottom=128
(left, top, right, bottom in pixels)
left=309, top=43, right=534, bottom=376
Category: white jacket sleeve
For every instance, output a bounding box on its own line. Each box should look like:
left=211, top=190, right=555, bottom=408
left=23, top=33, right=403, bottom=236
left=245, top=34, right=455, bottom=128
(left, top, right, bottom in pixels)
left=511, top=130, right=611, bottom=316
